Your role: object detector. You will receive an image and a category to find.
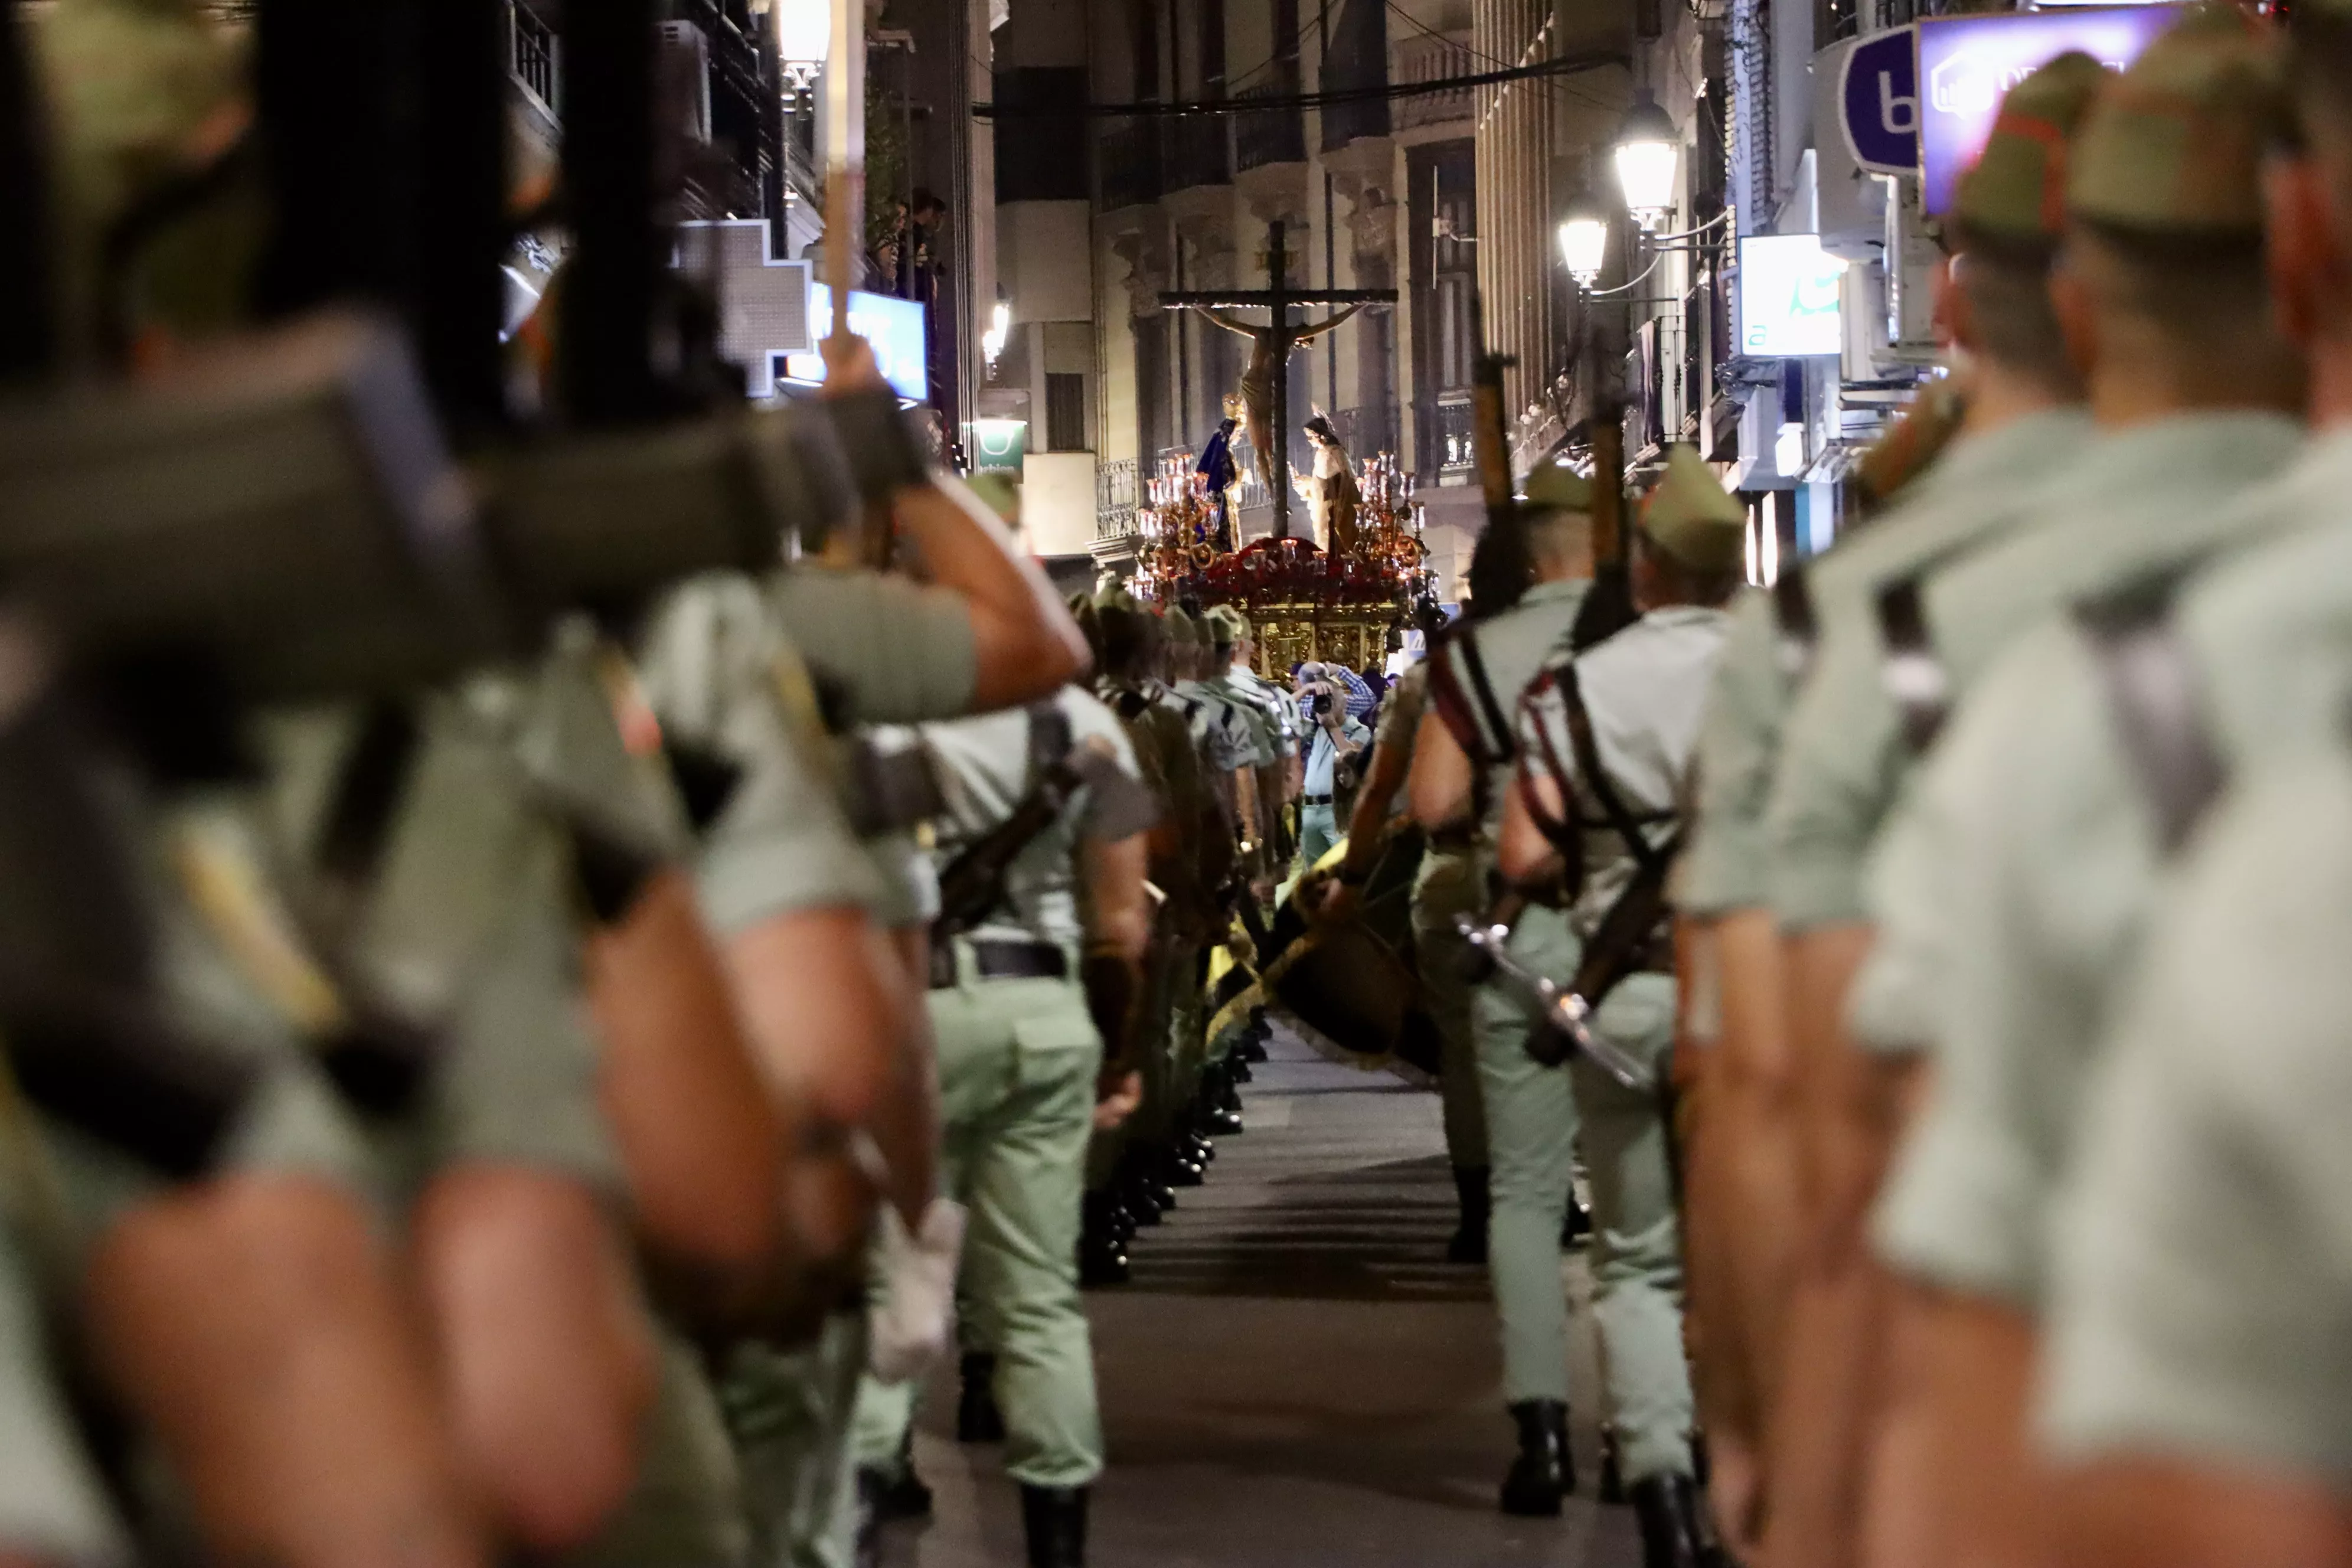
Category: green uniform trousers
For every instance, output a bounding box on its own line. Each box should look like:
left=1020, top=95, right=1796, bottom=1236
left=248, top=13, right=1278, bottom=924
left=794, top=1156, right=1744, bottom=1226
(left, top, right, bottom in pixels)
left=1409, top=845, right=1487, bottom=1169
left=721, top=1311, right=868, bottom=1568
left=930, top=967, right=1106, bottom=1489
left=566, top=1330, right=749, bottom=1568
left=1296, top=802, right=1341, bottom=872
left=1471, top=907, right=1693, bottom=1484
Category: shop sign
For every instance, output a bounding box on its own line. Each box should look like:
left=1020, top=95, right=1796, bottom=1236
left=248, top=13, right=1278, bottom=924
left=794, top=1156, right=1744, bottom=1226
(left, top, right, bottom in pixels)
left=1917, top=6, right=2178, bottom=214
left=1840, top=28, right=1919, bottom=176
left=1739, top=234, right=1848, bottom=358
left=971, top=418, right=1027, bottom=476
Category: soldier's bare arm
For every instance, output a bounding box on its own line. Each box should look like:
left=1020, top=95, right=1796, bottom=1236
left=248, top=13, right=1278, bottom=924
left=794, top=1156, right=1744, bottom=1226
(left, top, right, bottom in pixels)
left=891, top=477, right=1090, bottom=709
left=1407, top=712, right=1475, bottom=829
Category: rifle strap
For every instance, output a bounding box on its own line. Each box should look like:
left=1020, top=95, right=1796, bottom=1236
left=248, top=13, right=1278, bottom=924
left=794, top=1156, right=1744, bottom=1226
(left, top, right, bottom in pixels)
left=1514, top=663, right=1586, bottom=878
left=2074, top=567, right=2225, bottom=855
left=1772, top=561, right=1819, bottom=682
left=1569, top=825, right=1685, bottom=1014
left=933, top=700, right=1082, bottom=935
left=1876, top=575, right=1951, bottom=756
left=1558, top=662, right=1671, bottom=880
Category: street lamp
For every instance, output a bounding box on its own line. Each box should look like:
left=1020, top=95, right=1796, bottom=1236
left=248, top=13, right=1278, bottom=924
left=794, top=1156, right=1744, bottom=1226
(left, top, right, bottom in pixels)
left=1613, top=91, right=1680, bottom=230
left=982, top=296, right=1011, bottom=371
left=775, top=0, right=829, bottom=92
left=1556, top=192, right=1609, bottom=288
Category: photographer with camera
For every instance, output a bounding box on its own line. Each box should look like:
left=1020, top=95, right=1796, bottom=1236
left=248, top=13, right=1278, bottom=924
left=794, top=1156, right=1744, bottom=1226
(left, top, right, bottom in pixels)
left=1291, top=664, right=1370, bottom=873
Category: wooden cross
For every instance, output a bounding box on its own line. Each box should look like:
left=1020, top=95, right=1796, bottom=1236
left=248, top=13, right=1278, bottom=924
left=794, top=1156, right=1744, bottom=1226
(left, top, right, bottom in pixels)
left=1161, top=220, right=1395, bottom=541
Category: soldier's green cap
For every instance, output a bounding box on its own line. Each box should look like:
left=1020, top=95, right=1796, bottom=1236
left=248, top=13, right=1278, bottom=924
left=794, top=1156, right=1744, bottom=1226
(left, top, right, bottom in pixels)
left=965, top=472, right=1021, bottom=522
left=1204, top=604, right=1249, bottom=643
left=1093, top=584, right=1142, bottom=616
left=2067, top=6, right=2286, bottom=236
left=1521, top=460, right=1595, bottom=513
left=1638, top=445, right=1746, bottom=573
left=1162, top=605, right=1200, bottom=645
left=1951, top=51, right=2112, bottom=246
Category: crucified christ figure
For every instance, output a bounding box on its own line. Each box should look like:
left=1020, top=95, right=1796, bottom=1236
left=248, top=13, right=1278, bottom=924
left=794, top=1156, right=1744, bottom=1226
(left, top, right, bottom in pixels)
left=1193, top=302, right=1365, bottom=499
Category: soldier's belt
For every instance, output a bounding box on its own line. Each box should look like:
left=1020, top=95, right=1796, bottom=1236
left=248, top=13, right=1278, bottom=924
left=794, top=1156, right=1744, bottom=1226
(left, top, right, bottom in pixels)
left=1451, top=914, right=1657, bottom=1093
left=927, top=936, right=1067, bottom=991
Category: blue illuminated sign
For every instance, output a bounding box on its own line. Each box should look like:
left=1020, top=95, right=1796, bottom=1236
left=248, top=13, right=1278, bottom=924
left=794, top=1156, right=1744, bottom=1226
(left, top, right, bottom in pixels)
left=1841, top=28, right=1919, bottom=176
left=1917, top=6, right=2178, bottom=215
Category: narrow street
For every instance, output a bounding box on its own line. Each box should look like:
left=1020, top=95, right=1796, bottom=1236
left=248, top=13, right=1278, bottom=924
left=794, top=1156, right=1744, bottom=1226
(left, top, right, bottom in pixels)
left=886, top=1023, right=1645, bottom=1567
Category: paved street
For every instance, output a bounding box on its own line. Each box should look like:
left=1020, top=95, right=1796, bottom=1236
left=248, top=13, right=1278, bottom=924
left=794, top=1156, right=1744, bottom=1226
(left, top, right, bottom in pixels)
left=883, top=1021, right=1645, bottom=1567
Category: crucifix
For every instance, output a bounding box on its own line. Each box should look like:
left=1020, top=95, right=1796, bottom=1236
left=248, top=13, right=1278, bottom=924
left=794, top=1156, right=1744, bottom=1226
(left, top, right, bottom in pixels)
left=1161, top=220, right=1395, bottom=541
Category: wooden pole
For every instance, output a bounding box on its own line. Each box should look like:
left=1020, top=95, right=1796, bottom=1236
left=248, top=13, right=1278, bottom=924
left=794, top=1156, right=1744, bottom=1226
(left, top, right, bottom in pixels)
left=1269, top=220, right=1291, bottom=542
left=822, top=0, right=863, bottom=347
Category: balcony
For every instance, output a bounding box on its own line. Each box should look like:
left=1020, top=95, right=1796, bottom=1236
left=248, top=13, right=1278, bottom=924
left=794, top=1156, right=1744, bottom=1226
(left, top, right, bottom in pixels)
left=1392, top=32, right=1473, bottom=133
left=1234, top=82, right=1306, bottom=175
left=509, top=0, right=558, bottom=115
left=1165, top=115, right=1232, bottom=191
left=1100, top=122, right=1165, bottom=214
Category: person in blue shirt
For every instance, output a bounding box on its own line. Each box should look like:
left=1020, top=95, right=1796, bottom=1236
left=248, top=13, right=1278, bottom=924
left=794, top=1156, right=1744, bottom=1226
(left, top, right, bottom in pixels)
left=1292, top=662, right=1370, bottom=870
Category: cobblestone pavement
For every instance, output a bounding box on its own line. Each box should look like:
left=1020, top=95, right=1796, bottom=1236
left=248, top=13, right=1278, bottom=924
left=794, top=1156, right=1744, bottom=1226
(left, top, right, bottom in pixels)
left=882, top=1019, right=1645, bottom=1567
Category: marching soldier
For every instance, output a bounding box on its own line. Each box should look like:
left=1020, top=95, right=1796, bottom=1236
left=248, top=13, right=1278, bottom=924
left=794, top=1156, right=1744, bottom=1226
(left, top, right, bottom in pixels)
left=1840, top=13, right=2314, bottom=1564
left=2009, top=7, right=2352, bottom=1551
left=1406, top=460, right=1593, bottom=1513
left=1320, top=652, right=1492, bottom=1261
left=1493, top=444, right=1745, bottom=1566
left=1701, top=53, right=2108, bottom=1566
left=890, top=681, right=1157, bottom=1568
left=1765, top=17, right=2306, bottom=1562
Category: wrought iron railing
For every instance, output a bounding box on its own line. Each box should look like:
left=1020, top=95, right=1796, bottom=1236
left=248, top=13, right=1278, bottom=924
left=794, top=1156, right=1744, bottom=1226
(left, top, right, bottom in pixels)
left=1096, top=457, right=1139, bottom=540
left=1233, top=82, right=1306, bottom=173
left=1100, top=122, right=1165, bottom=212
left=510, top=1, right=558, bottom=112
left=1165, top=115, right=1231, bottom=190
left=1391, top=33, right=1472, bottom=132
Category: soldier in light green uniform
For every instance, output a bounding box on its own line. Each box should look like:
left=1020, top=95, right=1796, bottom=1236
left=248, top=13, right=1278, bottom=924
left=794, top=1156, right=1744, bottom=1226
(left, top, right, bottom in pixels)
left=1742, top=53, right=2111, bottom=1568
left=1159, top=607, right=1244, bottom=1157
left=1496, top=445, right=1745, bottom=1564
left=1763, top=19, right=2306, bottom=1562
left=893, top=684, right=1157, bottom=1568
left=1326, top=656, right=1490, bottom=1259
left=2031, top=752, right=2352, bottom=1564
left=1406, top=460, right=1592, bottom=1513
left=1838, top=17, right=2339, bottom=1564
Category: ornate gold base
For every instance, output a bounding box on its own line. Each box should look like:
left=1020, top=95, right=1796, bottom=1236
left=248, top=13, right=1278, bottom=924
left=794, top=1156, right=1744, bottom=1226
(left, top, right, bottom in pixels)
left=1243, top=603, right=1396, bottom=680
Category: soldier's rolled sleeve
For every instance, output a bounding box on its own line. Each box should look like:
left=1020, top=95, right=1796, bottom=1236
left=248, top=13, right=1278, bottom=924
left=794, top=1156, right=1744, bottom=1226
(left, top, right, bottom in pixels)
left=1681, top=592, right=1785, bottom=915
left=637, top=576, right=884, bottom=930
left=358, top=713, right=623, bottom=1190
left=1070, top=695, right=1161, bottom=842
left=1766, top=618, right=1897, bottom=930
left=1874, top=636, right=2137, bottom=1306
left=769, top=567, right=978, bottom=724
left=2040, top=759, right=2352, bottom=1478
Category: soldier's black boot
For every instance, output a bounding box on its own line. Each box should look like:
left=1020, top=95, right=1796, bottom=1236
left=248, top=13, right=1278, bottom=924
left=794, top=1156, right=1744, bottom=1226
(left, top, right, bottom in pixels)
left=1562, top=1187, right=1593, bottom=1247
left=1204, top=1061, right=1244, bottom=1135
left=1020, top=1484, right=1089, bottom=1568
left=1121, top=1151, right=1171, bottom=1221
left=1498, top=1400, right=1573, bottom=1515
left=878, top=1429, right=932, bottom=1518
left=1078, top=1193, right=1131, bottom=1287
left=1164, top=1124, right=1207, bottom=1186
left=1630, top=1474, right=1707, bottom=1568
left=956, top=1354, right=1005, bottom=1443
left=1447, top=1166, right=1491, bottom=1265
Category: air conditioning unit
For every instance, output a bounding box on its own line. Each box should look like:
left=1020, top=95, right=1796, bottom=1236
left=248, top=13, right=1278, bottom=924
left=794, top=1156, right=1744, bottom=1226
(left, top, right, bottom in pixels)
left=658, top=21, right=713, bottom=145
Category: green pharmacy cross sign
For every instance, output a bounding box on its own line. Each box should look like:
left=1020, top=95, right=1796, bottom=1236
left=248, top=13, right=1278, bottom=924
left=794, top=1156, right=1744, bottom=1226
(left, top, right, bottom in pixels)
left=971, top=418, right=1026, bottom=477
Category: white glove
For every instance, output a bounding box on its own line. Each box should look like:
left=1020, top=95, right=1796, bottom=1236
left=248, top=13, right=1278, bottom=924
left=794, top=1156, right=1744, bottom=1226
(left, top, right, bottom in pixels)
left=867, top=1196, right=966, bottom=1384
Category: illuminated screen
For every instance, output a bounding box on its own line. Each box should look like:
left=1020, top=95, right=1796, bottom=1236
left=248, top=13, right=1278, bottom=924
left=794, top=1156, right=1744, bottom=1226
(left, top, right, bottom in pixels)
left=779, top=286, right=931, bottom=403
left=1738, top=234, right=1847, bottom=358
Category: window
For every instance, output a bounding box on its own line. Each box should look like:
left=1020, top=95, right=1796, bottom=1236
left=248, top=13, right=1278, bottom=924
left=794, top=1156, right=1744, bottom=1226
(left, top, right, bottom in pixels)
left=1046, top=373, right=1087, bottom=452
